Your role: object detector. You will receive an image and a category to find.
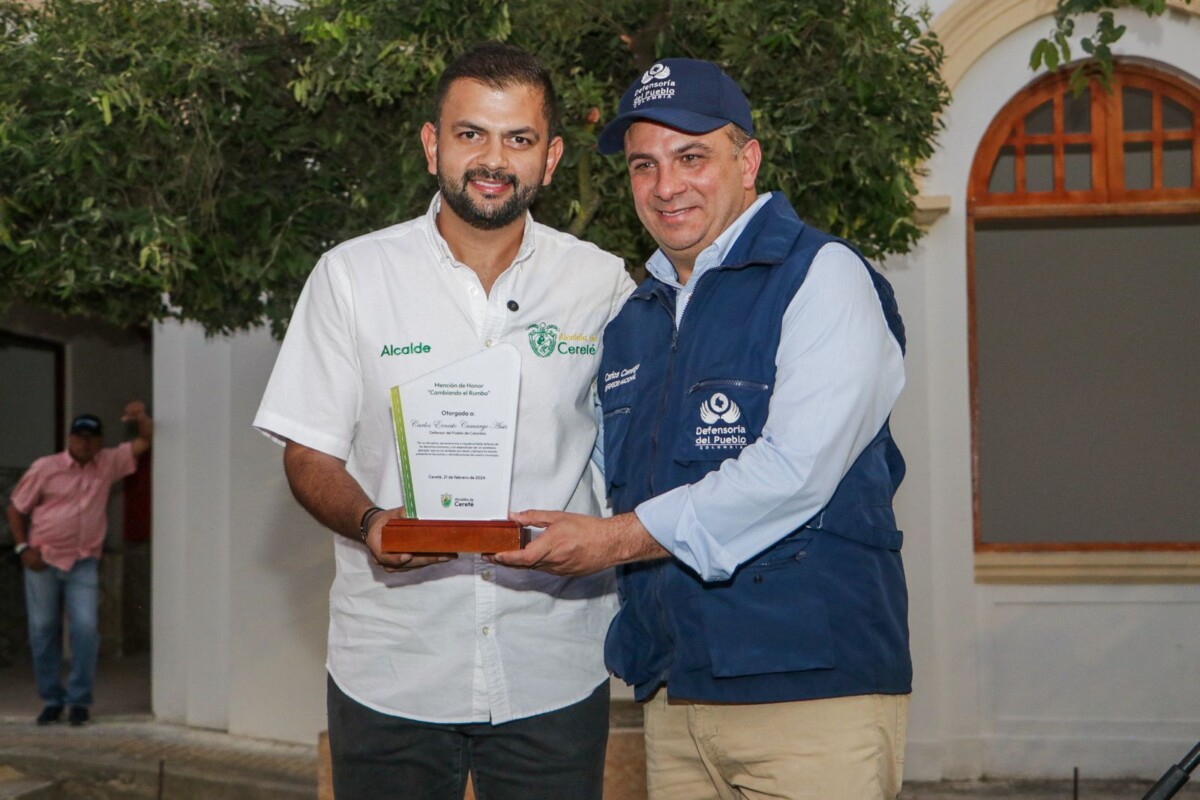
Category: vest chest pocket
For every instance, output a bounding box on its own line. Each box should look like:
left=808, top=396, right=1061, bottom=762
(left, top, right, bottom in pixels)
left=674, top=379, right=769, bottom=465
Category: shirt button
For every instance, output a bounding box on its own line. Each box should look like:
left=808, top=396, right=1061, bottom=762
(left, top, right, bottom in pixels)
left=481, top=570, right=493, bottom=581
left=484, top=338, right=495, bottom=347
left=468, top=286, right=479, bottom=295
left=481, top=626, right=490, bottom=636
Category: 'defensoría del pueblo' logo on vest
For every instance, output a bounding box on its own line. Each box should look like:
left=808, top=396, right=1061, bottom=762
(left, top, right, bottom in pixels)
left=695, top=392, right=748, bottom=451
left=699, top=392, right=741, bottom=425
left=527, top=322, right=559, bottom=357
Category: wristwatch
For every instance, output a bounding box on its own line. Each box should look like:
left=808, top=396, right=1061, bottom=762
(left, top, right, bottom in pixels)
left=14, top=542, right=28, bottom=556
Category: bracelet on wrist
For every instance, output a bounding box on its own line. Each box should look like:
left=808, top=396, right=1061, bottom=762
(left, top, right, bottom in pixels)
left=358, top=506, right=384, bottom=543
left=14, top=542, right=29, bottom=556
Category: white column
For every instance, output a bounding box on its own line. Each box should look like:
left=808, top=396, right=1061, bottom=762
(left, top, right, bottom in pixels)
left=151, top=321, right=232, bottom=730
left=152, top=321, right=331, bottom=742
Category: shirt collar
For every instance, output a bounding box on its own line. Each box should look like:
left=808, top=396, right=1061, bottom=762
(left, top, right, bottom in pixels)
left=423, top=193, right=537, bottom=269
left=57, top=450, right=95, bottom=470
left=644, top=192, right=773, bottom=288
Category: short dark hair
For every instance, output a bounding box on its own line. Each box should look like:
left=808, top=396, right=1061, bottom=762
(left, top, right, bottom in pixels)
left=726, top=124, right=753, bottom=156
left=433, top=42, right=560, bottom=139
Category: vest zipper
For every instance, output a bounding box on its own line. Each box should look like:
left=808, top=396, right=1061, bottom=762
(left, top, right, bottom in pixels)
left=647, top=307, right=679, bottom=499
left=646, top=268, right=713, bottom=497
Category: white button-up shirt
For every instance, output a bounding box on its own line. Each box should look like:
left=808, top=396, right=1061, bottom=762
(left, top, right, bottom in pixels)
left=255, top=195, right=634, bottom=723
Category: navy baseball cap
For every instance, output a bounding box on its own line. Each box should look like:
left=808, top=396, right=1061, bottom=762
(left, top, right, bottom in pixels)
left=597, top=59, right=754, bottom=155
left=70, top=414, right=103, bottom=436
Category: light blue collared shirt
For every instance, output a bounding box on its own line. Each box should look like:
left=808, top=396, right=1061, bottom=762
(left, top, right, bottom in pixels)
left=646, top=192, right=774, bottom=325
left=601, top=192, right=905, bottom=582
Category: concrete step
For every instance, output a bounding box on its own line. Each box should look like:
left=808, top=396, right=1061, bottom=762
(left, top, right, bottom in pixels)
left=1, top=752, right=314, bottom=800
left=1, top=718, right=317, bottom=800
left=0, top=765, right=56, bottom=799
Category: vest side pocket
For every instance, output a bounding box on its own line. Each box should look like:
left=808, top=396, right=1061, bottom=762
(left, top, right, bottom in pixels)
left=601, top=406, right=632, bottom=495
left=697, top=535, right=836, bottom=677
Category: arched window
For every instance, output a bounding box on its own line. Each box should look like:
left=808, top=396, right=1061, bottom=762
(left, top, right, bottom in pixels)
left=969, top=61, right=1200, bottom=557
left=972, top=61, right=1200, bottom=213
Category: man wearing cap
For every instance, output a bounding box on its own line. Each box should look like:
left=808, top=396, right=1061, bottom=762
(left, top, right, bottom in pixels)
left=495, top=59, right=910, bottom=799
left=6, top=401, right=152, bottom=727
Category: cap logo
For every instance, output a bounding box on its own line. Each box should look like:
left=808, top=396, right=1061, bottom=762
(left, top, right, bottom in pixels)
left=633, top=63, right=676, bottom=109
left=641, top=63, right=671, bottom=84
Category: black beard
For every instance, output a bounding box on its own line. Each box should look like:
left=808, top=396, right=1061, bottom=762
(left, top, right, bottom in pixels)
left=438, top=166, right=542, bottom=231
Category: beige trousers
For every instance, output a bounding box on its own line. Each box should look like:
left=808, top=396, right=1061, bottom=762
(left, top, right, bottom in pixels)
left=644, top=691, right=909, bottom=800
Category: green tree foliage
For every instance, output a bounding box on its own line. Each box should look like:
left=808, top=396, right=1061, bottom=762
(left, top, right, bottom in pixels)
left=1, top=0, right=949, bottom=336
left=0, top=0, right=419, bottom=335
left=1031, top=0, right=1194, bottom=89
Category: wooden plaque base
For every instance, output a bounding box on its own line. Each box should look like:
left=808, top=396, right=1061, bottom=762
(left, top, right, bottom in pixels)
left=381, top=519, right=529, bottom=554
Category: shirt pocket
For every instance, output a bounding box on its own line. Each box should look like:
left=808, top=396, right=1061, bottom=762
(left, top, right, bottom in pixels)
left=698, top=534, right=837, bottom=677
left=673, top=378, right=769, bottom=465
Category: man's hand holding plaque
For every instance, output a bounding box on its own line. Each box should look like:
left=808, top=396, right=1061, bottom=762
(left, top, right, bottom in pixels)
left=363, top=505, right=461, bottom=572
left=382, top=345, right=530, bottom=555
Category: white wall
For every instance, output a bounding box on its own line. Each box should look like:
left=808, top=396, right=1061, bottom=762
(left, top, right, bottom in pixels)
left=152, top=321, right=331, bottom=742
left=900, top=4, right=1200, bottom=781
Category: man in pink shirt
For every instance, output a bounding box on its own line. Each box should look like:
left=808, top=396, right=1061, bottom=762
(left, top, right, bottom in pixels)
left=6, top=401, right=152, bottom=726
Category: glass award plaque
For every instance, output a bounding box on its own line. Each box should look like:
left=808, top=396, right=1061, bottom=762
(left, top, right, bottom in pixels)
left=382, top=344, right=529, bottom=553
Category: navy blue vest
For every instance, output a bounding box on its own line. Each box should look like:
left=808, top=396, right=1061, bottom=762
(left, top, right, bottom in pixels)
left=598, top=193, right=911, bottom=703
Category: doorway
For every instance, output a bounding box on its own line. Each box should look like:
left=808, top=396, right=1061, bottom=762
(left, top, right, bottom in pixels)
left=0, top=306, right=152, bottom=719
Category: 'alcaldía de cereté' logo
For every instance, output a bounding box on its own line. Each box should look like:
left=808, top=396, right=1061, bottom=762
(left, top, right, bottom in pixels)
left=527, top=322, right=559, bottom=357
left=527, top=322, right=599, bottom=358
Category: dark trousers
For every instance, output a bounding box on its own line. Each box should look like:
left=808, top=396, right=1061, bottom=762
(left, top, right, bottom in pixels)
left=327, top=674, right=609, bottom=800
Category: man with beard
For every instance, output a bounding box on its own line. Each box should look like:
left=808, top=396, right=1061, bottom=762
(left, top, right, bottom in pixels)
left=254, top=43, right=633, bottom=800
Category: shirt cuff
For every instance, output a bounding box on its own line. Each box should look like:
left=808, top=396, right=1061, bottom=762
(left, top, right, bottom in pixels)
left=633, top=491, right=683, bottom=552
left=635, top=489, right=740, bottom=582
